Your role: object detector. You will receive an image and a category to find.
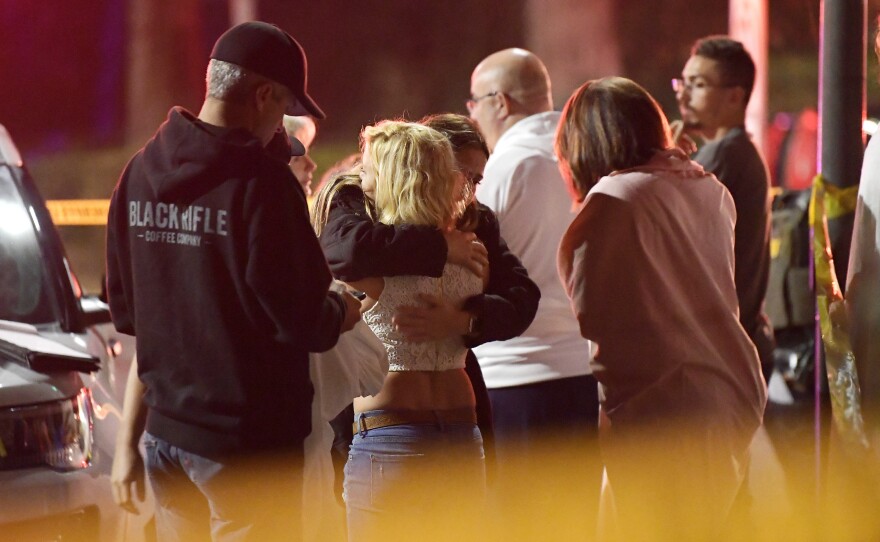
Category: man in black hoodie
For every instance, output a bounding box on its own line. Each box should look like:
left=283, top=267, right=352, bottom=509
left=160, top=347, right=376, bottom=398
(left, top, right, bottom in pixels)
left=105, top=22, right=360, bottom=542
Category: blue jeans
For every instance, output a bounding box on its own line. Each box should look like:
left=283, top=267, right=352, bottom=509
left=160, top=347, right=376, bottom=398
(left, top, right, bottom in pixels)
left=143, top=433, right=303, bottom=542
left=343, top=412, right=485, bottom=542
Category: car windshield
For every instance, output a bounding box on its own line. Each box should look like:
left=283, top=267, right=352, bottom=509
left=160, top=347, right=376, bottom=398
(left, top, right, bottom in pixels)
left=0, top=167, right=56, bottom=324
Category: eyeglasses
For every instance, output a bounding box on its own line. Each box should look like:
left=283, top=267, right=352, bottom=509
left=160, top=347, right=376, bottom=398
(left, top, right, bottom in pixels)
left=466, top=91, right=499, bottom=111
left=671, top=78, right=735, bottom=95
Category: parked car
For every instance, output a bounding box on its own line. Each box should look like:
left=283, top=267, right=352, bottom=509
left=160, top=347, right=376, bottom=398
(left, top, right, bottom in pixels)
left=0, top=123, right=152, bottom=541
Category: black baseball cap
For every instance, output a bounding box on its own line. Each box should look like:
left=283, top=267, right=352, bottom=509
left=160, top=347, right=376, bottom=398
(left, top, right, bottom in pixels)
left=210, top=21, right=325, bottom=119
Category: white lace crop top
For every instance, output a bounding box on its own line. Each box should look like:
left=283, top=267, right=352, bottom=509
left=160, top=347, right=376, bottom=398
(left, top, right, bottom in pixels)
left=362, top=263, right=483, bottom=371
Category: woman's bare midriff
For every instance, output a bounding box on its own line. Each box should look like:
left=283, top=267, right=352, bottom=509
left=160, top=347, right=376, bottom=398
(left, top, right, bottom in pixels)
left=353, top=368, right=476, bottom=413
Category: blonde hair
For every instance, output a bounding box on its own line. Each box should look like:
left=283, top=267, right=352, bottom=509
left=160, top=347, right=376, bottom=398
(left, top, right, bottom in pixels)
left=362, top=121, right=460, bottom=228
left=311, top=171, right=365, bottom=237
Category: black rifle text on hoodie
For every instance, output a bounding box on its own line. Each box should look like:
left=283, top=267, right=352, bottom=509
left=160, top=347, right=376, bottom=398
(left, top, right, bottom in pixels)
left=106, top=108, right=347, bottom=456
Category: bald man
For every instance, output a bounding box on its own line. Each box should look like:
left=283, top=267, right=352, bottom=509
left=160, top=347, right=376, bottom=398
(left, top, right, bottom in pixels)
left=467, top=49, right=600, bottom=536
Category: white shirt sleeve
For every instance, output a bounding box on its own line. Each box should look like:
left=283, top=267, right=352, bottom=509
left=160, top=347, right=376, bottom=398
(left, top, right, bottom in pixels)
left=476, top=149, right=521, bottom=221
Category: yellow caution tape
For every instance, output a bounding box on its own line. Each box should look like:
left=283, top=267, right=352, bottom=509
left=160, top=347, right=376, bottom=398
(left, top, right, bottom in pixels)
left=822, top=180, right=859, bottom=220
left=45, top=199, right=110, bottom=226
left=809, top=174, right=870, bottom=451
left=809, top=175, right=840, bottom=299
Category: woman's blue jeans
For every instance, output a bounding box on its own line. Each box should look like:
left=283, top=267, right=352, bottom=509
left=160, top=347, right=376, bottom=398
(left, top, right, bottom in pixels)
left=343, top=411, right=486, bottom=542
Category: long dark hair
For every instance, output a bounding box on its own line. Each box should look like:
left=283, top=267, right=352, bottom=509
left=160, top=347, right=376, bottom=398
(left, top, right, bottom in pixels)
left=419, top=113, right=489, bottom=232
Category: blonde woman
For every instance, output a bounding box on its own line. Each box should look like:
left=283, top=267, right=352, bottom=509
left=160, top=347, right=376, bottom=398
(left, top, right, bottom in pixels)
left=315, top=120, right=487, bottom=541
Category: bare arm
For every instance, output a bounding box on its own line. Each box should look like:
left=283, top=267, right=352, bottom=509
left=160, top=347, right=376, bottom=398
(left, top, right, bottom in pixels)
left=111, top=356, right=148, bottom=514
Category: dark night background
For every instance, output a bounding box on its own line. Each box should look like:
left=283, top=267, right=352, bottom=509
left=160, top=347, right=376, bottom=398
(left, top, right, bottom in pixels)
left=1, top=0, right=877, bottom=292
left=1, top=0, right=843, bottom=157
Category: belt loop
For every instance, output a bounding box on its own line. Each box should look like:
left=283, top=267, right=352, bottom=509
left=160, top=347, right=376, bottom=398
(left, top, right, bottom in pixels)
left=356, top=412, right=367, bottom=437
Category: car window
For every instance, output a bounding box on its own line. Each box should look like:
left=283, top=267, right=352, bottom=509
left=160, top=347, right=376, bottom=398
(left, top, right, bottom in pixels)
left=0, top=167, right=56, bottom=324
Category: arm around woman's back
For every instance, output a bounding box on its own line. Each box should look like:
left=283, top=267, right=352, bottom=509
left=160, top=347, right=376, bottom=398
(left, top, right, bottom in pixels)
left=319, top=185, right=448, bottom=281
left=463, top=205, right=541, bottom=347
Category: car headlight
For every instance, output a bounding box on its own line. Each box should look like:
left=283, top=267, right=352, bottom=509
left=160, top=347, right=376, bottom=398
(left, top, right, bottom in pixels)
left=0, top=387, right=93, bottom=471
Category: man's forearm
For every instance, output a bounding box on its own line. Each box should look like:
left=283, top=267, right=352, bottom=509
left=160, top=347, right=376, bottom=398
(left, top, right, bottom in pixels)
left=117, top=357, right=147, bottom=448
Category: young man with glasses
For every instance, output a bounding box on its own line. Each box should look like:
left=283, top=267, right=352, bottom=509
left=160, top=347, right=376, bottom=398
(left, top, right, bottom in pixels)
left=674, top=36, right=776, bottom=384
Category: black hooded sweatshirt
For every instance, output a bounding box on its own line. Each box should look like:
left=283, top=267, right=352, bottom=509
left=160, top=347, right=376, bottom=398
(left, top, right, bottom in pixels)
left=106, top=107, right=347, bottom=457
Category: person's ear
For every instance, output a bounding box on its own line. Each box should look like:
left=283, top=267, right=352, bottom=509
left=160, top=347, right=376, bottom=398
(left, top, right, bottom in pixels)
left=728, top=86, right=747, bottom=109
left=497, top=92, right=513, bottom=119
left=254, top=82, right=275, bottom=112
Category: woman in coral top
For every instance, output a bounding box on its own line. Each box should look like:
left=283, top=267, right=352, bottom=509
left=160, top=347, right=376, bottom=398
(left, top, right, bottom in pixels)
left=554, top=77, right=766, bottom=540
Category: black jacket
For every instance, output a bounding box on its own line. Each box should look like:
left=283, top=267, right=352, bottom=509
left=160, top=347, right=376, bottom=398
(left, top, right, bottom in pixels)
left=106, top=107, right=347, bottom=457
left=320, top=184, right=540, bottom=346
left=320, top=184, right=540, bottom=486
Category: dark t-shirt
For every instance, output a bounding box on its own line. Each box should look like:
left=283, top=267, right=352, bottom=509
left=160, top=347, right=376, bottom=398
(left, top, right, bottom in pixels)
left=694, top=127, right=775, bottom=376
